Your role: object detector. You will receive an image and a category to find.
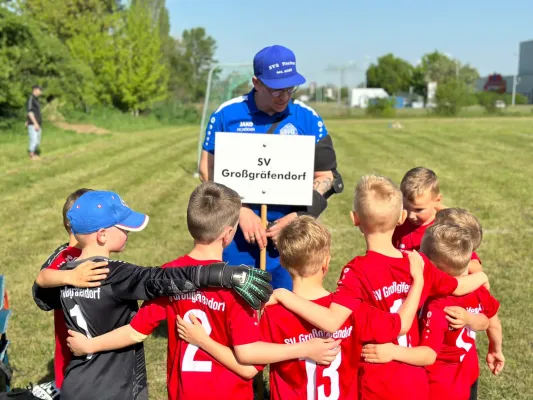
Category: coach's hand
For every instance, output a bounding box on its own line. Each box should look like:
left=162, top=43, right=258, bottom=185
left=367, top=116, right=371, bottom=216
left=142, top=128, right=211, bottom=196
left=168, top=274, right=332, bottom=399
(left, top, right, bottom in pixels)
left=239, top=206, right=267, bottom=249
left=266, top=212, right=297, bottom=246
left=200, top=263, right=273, bottom=310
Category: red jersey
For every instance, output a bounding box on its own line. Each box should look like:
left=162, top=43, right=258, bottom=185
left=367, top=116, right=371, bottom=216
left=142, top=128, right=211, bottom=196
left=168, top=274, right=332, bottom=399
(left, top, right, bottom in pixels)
left=130, top=256, right=260, bottom=400
left=37, top=244, right=82, bottom=389
left=421, top=287, right=499, bottom=400
left=260, top=294, right=401, bottom=400
left=392, top=219, right=434, bottom=251
left=332, top=251, right=458, bottom=400
left=393, top=221, right=482, bottom=264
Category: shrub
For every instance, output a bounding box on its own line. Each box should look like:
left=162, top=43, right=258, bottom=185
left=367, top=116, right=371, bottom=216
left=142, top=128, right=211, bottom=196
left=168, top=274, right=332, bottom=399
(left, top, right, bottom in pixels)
left=434, top=81, right=469, bottom=116
left=477, top=91, right=504, bottom=114
left=151, top=100, right=200, bottom=125
left=366, top=98, right=396, bottom=118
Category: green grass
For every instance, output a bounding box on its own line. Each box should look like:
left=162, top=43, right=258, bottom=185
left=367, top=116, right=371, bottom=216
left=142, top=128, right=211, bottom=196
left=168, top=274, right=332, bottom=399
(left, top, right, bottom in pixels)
left=1, top=118, right=532, bottom=399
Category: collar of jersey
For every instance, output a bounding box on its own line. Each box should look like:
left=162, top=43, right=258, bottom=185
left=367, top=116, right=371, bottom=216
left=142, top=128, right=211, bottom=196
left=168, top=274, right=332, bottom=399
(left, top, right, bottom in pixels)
left=246, top=88, right=292, bottom=118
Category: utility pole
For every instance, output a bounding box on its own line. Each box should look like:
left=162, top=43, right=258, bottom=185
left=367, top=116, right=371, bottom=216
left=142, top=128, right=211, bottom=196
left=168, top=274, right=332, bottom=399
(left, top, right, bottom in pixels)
left=363, top=56, right=371, bottom=88
left=512, top=51, right=519, bottom=106
left=326, top=61, right=358, bottom=107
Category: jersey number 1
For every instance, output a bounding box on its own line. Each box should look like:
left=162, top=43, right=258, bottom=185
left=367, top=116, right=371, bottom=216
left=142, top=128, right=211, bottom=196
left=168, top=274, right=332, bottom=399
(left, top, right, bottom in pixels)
left=303, top=351, right=341, bottom=400
left=69, top=304, right=93, bottom=360
left=390, top=299, right=410, bottom=348
left=182, top=309, right=212, bottom=372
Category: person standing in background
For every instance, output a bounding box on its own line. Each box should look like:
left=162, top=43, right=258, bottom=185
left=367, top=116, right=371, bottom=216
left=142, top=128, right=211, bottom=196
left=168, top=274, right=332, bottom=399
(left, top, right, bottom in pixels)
left=27, top=84, right=43, bottom=160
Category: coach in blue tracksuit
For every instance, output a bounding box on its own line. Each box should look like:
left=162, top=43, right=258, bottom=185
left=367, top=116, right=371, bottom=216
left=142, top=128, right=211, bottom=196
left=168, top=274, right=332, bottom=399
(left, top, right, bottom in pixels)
left=199, top=45, right=343, bottom=290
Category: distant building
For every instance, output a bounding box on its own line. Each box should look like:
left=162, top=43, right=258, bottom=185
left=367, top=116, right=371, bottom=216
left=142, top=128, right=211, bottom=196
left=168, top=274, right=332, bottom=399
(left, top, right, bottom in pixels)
left=349, top=88, right=389, bottom=108
left=476, top=39, right=533, bottom=103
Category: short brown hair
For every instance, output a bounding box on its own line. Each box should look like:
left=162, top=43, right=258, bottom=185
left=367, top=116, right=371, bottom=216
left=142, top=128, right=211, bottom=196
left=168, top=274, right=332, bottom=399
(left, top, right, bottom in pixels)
left=63, top=188, right=94, bottom=233
left=421, top=223, right=473, bottom=276
left=353, top=175, right=403, bottom=233
left=400, top=167, right=440, bottom=202
left=435, top=208, right=483, bottom=251
left=187, top=182, right=241, bottom=243
left=277, top=216, right=331, bottom=278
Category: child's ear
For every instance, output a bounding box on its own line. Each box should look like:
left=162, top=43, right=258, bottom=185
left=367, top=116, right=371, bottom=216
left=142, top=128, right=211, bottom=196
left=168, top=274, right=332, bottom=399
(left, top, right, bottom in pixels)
left=398, top=209, right=407, bottom=226
left=322, top=254, right=331, bottom=275
left=434, top=193, right=442, bottom=205
left=96, top=229, right=107, bottom=245
left=222, top=226, right=235, bottom=246
left=350, top=211, right=360, bottom=226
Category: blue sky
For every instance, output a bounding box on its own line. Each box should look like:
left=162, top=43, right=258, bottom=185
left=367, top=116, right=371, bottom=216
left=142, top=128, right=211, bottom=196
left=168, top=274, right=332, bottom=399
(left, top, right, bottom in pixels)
left=168, top=0, right=533, bottom=87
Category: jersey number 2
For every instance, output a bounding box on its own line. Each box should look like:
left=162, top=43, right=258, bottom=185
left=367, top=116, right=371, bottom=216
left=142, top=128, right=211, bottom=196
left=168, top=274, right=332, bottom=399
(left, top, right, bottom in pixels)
left=69, top=304, right=93, bottom=360
left=182, top=309, right=212, bottom=372
left=303, top=351, right=341, bottom=400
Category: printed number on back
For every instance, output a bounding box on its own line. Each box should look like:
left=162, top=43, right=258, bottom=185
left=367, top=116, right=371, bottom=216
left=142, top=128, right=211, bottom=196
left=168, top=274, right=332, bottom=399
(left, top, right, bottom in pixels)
left=456, top=327, right=476, bottom=362
left=390, top=299, right=410, bottom=347
left=302, top=351, right=341, bottom=400
left=182, top=309, right=212, bottom=372
left=69, top=304, right=93, bottom=360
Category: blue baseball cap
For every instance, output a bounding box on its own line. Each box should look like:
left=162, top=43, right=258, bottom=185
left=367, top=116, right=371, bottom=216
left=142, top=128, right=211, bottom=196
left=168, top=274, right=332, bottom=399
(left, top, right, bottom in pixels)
left=253, top=45, right=306, bottom=89
left=67, top=191, right=149, bottom=235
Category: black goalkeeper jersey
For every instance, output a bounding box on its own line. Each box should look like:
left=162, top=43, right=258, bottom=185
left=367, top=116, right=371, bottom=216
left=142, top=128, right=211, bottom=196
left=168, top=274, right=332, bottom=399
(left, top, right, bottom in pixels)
left=50, top=257, right=205, bottom=400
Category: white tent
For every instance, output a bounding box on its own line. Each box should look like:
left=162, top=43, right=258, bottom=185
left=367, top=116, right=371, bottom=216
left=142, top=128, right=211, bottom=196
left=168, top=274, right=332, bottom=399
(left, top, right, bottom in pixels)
left=349, top=88, right=389, bottom=108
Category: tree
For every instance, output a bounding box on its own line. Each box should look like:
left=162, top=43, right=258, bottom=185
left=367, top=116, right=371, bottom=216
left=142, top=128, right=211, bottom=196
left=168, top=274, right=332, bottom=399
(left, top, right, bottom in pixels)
left=169, top=27, right=217, bottom=101
left=113, top=0, right=169, bottom=112
left=366, top=53, right=413, bottom=95
left=419, top=51, right=479, bottom=86
left=23, top=0, right=120, bottom=42
left=0, top=7, right=96, bottom=117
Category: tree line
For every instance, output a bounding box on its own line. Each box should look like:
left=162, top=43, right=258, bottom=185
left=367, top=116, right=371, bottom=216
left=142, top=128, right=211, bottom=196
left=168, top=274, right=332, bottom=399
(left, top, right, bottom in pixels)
left=0, top=0, right=217, bottom=119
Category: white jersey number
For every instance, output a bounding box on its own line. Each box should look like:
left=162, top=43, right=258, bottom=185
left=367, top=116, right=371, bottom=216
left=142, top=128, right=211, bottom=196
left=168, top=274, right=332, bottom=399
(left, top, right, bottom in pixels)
left=182, top=309, right=212, bottom=372
left=303, top=351, right=342, bottom=400
left=456, top=327, right=476, bottom=362
left=69, top=304, right=93, bottom=359
left=390, top=298, right=410, bottom=348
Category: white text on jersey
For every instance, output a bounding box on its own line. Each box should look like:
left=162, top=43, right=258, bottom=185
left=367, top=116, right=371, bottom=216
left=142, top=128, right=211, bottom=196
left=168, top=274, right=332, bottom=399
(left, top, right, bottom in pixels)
left=373, top=281, right=410, bottom=301
left=172, top=291, right=226, bottom=312
left=284, top=326, right=353, bottom=344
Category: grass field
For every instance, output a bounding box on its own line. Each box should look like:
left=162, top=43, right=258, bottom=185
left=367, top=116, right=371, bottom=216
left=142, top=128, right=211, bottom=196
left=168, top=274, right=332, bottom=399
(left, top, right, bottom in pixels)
left=1, top=117, right=532, bottom=399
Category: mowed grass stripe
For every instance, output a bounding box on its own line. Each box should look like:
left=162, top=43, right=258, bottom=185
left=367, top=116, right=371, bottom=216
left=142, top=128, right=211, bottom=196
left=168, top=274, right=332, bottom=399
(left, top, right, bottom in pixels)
left=1, top=120, right=532, bottom=399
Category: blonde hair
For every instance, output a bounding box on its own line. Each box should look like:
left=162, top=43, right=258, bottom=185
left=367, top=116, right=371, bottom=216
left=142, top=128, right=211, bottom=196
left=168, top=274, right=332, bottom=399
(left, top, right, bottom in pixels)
left=187, top=182, right=241, bottom=243
left=421, top=223, right=473, bottom=276
left=435, top=208, right=483, bottom=251
left=353, top=174, right=403, bottom=233
left=400, top=167, right=440, bottom=202
left=277, top=216, right=331, bottom=278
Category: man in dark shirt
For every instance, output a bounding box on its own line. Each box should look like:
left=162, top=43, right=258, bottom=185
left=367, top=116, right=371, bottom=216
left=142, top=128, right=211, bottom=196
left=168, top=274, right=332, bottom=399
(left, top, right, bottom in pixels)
left=26, top=84, right=43, bottom=160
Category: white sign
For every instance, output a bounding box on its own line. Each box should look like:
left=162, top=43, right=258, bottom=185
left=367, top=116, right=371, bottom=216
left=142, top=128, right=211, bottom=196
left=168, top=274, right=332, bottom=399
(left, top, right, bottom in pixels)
left=214, top=132, right=315, bottom=206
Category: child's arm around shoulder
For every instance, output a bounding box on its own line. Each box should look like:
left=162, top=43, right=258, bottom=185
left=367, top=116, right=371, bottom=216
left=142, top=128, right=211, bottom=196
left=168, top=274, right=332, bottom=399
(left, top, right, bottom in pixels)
left=35, top=260, right=109, bottom=288
left=271, top=257, right=365, bottom=333
left=271, top=288, right=352, bottom=333
left=67, top=324, right=147, bottom=356
left=453, top=272, right=489, bottom=296
left=362, top=343, right=437, bottom=366
left=177, top=314, right=259, bottom=379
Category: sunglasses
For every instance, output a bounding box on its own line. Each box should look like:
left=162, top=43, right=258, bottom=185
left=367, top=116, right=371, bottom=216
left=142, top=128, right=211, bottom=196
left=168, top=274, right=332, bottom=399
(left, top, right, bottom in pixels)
left=260, top=81, right=299, bottom=98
